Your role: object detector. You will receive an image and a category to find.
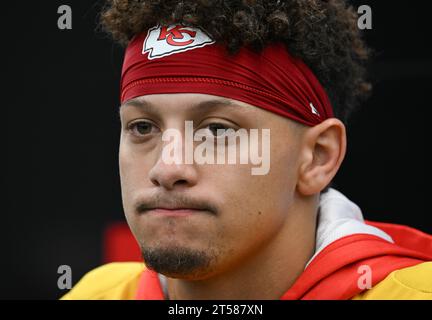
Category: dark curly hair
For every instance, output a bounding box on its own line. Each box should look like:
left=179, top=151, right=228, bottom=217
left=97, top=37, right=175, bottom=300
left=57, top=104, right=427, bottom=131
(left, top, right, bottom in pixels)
left=100, top=0, right=371, bottom=126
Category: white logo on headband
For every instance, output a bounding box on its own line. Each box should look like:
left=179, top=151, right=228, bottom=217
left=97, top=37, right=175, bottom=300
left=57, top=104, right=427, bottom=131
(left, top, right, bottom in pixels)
left=310, top=102, right=320, bottom=117
left=143, top=24, right=215, bottom=60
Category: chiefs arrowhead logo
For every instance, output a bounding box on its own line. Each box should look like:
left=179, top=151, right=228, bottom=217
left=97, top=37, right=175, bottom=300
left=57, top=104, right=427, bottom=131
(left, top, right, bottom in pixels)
left=143, top=25, right=215, bottom=60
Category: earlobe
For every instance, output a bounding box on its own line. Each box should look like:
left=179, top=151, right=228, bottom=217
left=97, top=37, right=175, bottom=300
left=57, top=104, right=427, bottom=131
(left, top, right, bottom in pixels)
left=297, top=119, right=347, bottom=196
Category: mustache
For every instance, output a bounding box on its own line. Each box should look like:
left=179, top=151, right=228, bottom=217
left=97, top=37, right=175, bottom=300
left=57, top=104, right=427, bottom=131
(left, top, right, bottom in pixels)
left=135, top=193, right=219, bottom=215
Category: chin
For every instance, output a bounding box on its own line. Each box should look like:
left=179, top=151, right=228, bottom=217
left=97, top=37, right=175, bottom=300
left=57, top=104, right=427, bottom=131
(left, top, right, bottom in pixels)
left=140, top=243, right=218, bottom=279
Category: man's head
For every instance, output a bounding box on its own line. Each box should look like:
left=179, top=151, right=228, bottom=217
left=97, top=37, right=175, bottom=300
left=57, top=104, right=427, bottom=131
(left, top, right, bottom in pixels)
left=119, top=93, right=346, bottom=279
left=102, top=0, right=369, bottom=280
left=101, top=0, right=371, bottom=124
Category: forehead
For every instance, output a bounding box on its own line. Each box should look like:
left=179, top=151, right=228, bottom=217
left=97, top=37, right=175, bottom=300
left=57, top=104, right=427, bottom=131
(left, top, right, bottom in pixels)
left=120, top=93, right=262, bottom=116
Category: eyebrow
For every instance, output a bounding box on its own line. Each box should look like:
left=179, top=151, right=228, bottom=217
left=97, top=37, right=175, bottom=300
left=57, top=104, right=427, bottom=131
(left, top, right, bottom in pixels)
left=119, top=97, right=251, bottom=116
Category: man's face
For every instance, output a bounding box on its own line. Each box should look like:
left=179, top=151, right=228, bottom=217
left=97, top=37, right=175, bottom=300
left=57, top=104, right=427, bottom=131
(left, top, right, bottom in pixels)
left=119, top=93, right=305, bottom=280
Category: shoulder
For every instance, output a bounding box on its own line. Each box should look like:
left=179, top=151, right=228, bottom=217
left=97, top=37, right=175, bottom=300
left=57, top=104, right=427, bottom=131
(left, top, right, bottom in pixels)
left=353, top=262, right=432, bottom=300
left=61, top=262, right=145, bottom=300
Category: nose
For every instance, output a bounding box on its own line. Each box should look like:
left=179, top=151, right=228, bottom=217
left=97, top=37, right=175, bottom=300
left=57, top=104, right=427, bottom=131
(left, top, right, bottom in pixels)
left=148, top=153, right=198, bottom=191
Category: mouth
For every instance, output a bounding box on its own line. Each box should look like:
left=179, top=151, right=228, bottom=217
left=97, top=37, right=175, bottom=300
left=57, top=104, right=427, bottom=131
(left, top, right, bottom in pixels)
left=136, top=197, right=218, bottom=217
left=143, top=207, right=211, bottom=217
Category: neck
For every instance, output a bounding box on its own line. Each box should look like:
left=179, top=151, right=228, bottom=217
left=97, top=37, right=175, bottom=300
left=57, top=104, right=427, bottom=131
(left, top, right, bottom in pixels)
left=165, top=195, right=318, bottom=300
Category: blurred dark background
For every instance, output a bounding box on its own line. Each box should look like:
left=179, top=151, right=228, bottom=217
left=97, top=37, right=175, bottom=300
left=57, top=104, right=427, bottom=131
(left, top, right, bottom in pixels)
left=2, top=1, right=431, bottom=299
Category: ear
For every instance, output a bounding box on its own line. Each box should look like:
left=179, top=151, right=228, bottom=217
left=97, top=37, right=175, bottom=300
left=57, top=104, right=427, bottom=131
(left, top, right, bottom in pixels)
left=297, top=118, right=347, bottom=196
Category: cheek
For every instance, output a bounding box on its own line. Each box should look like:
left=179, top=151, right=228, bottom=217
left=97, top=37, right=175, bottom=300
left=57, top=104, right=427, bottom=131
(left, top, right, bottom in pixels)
left=201, top=162, right=294, bottom=254
left=119, top=136, right=160, bottom=181
left=118, top=150, right=135, bottom=221
left=118, top=141, right=154, bottom=214
left=119, top=143, right=136, bottom=200
left=215, top=139, right=298, bottom=217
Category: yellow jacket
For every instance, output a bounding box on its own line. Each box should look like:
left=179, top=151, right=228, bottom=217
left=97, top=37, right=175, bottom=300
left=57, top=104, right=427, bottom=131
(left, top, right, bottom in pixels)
left=61, top=261, right=432, bottom=300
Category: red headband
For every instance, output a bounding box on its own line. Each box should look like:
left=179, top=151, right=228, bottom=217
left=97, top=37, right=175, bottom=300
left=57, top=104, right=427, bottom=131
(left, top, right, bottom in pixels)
left=121, top=25, right=334, bottom=126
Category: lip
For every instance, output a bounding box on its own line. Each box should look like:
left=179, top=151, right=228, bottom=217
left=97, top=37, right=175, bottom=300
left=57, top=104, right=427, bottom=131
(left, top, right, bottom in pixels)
left=145, top=208, right=206, bottom=217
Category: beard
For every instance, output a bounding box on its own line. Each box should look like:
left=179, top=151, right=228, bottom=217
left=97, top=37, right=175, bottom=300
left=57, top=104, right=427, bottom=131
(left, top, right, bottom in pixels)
left=141, top=245, right=216, bottom=278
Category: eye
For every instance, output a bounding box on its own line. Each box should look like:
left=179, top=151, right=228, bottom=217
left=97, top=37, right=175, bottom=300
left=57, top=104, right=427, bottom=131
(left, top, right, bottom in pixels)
left=127, top=120, right=159, bottom=137
left=206, top=123, right=232, bottom=136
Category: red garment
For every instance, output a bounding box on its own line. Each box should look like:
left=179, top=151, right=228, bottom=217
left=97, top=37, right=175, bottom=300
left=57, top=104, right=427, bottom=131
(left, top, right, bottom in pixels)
left=135, top=222, right=432, bottom=300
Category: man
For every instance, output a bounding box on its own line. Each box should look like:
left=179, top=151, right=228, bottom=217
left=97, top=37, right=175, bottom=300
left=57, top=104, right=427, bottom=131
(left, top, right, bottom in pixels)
left=62, top=0, right=431, bottom=300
